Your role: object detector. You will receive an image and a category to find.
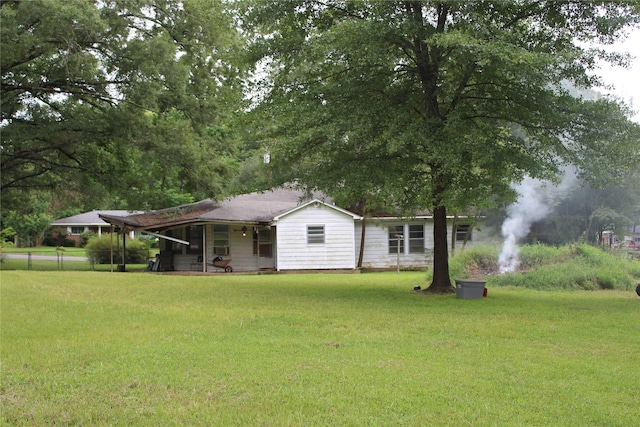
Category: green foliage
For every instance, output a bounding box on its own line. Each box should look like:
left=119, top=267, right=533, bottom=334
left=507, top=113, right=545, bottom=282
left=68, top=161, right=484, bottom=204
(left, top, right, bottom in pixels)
left=85, top=235, right=149, bottom=264
left=59, top=238, right=77, bottom=248
left=137, top=234, right=159, bottom=249
left=519, top=244, right=571, bottom=270
left=3, top=203, right=52, bottom=248
left=458, top=244, right=640, bottom=291
left=41, top=234, right=58, bottom=247
left=1, top=0, right=244, bottom=214
left=448, top=245, right=500, bottom=279
left=0, top=227, right=16, bottom=242
left=78, top=231, right=96, bottom=248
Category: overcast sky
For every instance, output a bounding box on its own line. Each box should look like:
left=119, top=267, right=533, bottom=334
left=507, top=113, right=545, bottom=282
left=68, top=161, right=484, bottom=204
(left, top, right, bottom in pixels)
left=594, top=28, right=640, bottom=122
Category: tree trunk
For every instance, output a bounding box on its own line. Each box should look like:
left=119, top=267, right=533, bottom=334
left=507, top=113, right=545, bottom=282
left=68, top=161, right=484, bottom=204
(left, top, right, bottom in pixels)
left=426, top=205, right=454, bottom=293
left=357, top=218, right=366, bottom=268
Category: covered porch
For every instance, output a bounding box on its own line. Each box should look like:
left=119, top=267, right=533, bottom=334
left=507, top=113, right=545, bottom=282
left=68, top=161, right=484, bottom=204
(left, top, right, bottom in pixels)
left=155, top=223, right=276, bottom=273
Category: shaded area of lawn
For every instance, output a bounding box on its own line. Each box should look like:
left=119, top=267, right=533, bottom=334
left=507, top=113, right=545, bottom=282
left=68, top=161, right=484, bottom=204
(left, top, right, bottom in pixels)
left=2, top=271, right=639, bottom=425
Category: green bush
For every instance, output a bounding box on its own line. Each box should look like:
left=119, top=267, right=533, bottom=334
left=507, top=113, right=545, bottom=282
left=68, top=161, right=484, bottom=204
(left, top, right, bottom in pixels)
left=449, top=245, right=499, bottom=279
left=137, top=234, right=159, bottom=249
left=79, top=231, right=96, bottom=247
left=41, top=234, right=58, bottom=247
left=519, top=244, right=569, bottom=269
left=449, top=243, right=640, bottom=291
left=60, top=238, right=76, bottom=247
left=85, top=235, right=149, bottom=264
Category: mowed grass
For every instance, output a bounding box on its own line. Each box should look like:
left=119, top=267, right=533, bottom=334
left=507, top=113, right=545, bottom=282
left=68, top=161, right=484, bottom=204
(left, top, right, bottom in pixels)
left=1, top=271, right=639, bottom=426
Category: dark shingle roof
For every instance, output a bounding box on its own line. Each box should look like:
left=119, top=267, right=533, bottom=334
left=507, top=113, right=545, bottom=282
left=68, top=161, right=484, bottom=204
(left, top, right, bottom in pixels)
left=51, top=210, right=138, bottom=226
left=100, top=187, right=330, bottom=231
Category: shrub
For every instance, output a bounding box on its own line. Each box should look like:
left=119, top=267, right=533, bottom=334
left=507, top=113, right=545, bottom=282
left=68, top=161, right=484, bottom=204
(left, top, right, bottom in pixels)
left=42, top=234, right=58, bottom=247
left=429, top=243, right=640, bottom=291
left=60, top=238, right=77, bottom=247
left=449, top=245, right=499, bottom=279
left=79, top=231, right=96, bottom=247
left=137, top=234, right=159, bottom=249
left=569, top=244, right=608, bottom=266
left=519, top=244, right=569, bottom=270
left=85, top=235, right=149, bottom=264
left=0, top=226, right=16, bottom=242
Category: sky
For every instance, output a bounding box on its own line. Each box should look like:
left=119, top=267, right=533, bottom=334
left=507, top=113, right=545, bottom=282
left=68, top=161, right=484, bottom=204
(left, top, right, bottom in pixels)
left=594, top=28, right=640, bottom=122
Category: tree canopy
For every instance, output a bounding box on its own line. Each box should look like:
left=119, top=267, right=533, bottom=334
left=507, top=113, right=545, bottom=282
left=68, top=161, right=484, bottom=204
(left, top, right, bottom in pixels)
left=241, top=0, right=640, bottom=291
left=1, top=0, right=244, bottom=212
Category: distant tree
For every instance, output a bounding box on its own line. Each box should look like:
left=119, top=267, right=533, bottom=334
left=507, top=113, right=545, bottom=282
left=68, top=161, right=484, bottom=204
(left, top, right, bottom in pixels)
left=541, top=172, right=640, bottom=245
left=241, top=0, right=640, bottom=292
left=0, top=227, right=17, bottom=243
left=3, top=196, right=52, bottom=247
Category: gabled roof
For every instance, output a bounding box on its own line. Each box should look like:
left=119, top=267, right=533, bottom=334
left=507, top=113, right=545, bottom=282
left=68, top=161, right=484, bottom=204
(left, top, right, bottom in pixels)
left=51, top=210, right=140, bottom=226
left=273, top=199, right=362, bottom=221
left=99, top=187, right=333, bottom=231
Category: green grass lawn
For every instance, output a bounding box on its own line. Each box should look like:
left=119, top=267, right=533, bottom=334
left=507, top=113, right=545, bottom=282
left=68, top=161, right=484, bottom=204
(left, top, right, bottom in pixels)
left=0, top=257, right=150, bottom=272
left=0, top=245, right=155, bottom=271
left=1, top=271, right=639, bottom=426
left=0, top=246, right=88, bottom=257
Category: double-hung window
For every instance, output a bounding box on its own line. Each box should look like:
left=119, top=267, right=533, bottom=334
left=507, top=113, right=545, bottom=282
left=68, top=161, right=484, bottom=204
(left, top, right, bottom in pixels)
left=70, top=226, right=85, bottom=235
left=408, top=224, right=425, bottom=253
left=388, top=225, right=404, bottom=254
left=213, top=225, right=230, bottom=255
left=455, top=224, right=472, bottom=242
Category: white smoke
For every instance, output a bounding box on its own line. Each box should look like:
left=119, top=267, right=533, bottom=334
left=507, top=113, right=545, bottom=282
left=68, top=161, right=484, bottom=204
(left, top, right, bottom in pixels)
left=498, top=177, right=552, bottom=273
left=498, top=170, right=578, bottom=273
left=498, top=171, right=579, bottom=273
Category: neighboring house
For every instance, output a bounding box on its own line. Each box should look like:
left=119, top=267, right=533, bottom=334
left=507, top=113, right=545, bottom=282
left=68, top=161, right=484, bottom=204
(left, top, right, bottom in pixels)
left=99, top=187, right=494, bottom=272
left=51, top=210, right=139, bottom=246
left=625, top=223, right=640, bottom=247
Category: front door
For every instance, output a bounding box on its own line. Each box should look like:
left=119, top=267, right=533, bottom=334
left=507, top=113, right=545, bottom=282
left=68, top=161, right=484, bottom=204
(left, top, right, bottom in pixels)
left=254, top=227, right=275, bottom=270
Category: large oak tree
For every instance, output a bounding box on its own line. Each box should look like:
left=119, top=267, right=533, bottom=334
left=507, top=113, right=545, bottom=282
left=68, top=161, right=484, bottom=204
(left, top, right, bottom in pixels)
left=242, top=0, right=640, bottom=292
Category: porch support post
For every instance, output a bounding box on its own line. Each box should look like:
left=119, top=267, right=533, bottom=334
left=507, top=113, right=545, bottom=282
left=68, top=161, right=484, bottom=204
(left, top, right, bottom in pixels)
left=256, top=227, right=260, bottom=271
left=202, top=225, right=206, bottom=272
left=121, top=228, right=126, bottom=272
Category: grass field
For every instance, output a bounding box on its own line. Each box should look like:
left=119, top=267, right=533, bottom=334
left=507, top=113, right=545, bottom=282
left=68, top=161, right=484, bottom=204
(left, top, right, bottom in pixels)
left=0, top=245, right=153, bottom=272
left=1, top=270, right=639, bottom=426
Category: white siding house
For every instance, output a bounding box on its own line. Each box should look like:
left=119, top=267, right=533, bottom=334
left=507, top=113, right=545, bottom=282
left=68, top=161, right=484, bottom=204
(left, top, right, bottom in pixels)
left=356, top=218, right=496, bottom=269
left=99, top=186, right=497, bottom=273
left=274, top=201, right=361, bottom=270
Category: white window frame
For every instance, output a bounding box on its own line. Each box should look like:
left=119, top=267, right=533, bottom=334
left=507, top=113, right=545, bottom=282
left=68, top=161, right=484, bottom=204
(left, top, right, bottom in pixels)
left=213, top=225, right=230, bottom=255
left=69, top=226, right=85, bottom=235
left=307, top=225, right=325, bottom=244
left=388, top=225, right=404, bottom=254
left=408, top=224, right=425, bottom=254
